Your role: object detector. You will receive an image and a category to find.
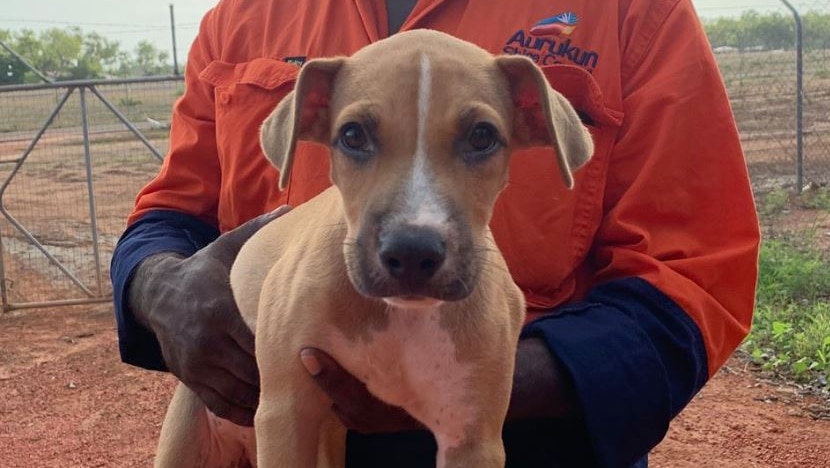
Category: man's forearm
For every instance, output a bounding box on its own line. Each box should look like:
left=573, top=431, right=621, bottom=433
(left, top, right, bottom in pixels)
left=522, top=278, right=710, bottom=467
left=110, top=210, right=220, bottom=370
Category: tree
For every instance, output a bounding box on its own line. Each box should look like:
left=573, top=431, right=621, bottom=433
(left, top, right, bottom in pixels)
left=0, top=27, right=173, bottom=84
left=0, top=29, right=29, bottom=84
left=77, top=32, right=122, bottom=79
left=8, top=28, right=44, bottom=82
left=37, top=27, right=84, bottom=78
left=127, top=41, right=171, bottom=76
left=804, top=12, right=830, bottom=50
left=703, top=11, right=830, bottom=52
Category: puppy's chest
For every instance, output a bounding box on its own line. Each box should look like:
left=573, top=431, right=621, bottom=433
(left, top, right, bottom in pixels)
left=323, top=307, right=475, bottom=439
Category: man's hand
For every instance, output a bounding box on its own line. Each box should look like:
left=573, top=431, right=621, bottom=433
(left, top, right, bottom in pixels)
left=128, top=206, right=291, bottom=426
left=300, top=337, right=578, bottom=433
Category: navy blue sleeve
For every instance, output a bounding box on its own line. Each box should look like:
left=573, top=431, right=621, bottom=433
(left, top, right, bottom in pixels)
left=523, top=277, right=708, bottom=467
left=110, top=210, right=220, bottom=371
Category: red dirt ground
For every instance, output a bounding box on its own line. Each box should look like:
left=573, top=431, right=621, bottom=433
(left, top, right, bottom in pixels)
left=1, top=305, right=828, bottom=467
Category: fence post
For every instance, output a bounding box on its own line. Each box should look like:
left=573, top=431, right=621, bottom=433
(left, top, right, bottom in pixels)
left=0, top=228, right=8, bottom=312
left=78, top=87, right=104, bottom=295
left=779, top=0, right=804, bottom=193
left=170, top=4, right=180, bottom=77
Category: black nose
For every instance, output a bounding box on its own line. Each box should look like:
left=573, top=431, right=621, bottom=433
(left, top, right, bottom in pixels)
left=379, top=227, right=446, bottom=285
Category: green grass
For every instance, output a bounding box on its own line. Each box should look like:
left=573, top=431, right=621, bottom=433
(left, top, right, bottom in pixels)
left=744, top=239, right=830, bottom=386
left=756, top=186, right=830, bottom=221
left=757, top=187, right=791, bottom=218
left=799, top=187, right=830, bottom=211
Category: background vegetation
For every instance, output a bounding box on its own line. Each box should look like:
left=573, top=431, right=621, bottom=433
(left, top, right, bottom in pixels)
left=0, top=27, right=171, bottom=83
left=704, top=10, right=830, bottom=50
left=748, top=189, right=830, bottom=391
left=1, top=11, right=829, bottom=83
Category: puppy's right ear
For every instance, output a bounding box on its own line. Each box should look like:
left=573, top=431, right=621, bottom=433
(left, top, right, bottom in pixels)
left=260, top=58, right=345, bottom=190
left=496, top=55, right=594, bottom=189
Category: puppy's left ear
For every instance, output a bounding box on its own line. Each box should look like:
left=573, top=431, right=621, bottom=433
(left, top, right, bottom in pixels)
left=496, top=55, right=594, bottom=188
left=260, top=58, right=345, bottom=190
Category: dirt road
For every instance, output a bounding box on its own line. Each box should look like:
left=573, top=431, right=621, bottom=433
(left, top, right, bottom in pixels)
left=1, top=305, right=828, bottom=467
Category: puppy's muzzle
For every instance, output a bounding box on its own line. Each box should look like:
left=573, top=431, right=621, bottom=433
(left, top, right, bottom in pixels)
left=379, top=226, right=447, bottom=288
left=348, top=209, right=474, bottom=303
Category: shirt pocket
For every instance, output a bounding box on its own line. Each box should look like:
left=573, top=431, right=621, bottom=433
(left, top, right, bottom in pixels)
left=199, top=58, right=300, bottom=231
left=492, top=64, right=623, bottom=309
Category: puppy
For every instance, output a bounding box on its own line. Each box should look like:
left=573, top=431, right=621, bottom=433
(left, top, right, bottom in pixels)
left=155, top=29, right=593, bottom=468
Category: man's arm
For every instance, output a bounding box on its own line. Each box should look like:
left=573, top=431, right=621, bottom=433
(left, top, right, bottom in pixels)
left=112, top=206, right=289, bottom=425
left=110, top=3, right=284, bottom=426
left=111, top=211, right=219, bottom=370
left=521, top=0, right=759, bottom=465
left=110, top=0, right=224, bottom=368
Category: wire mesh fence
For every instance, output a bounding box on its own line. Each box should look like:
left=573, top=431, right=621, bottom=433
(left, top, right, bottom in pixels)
left=696, top=0, right=830, bottom=252
left=0, top=77, right=182, bottom=309
left=696, top=0, right=830, bottom=192
left=0, top=1, right=828, bottom=310
left=801, top=0, right=830, bottom=190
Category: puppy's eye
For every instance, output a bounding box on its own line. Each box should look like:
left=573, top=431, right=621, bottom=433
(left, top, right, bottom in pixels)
left=469, top=123, right=498, bottom=152
left=340, top=123, right=369, bottom=150
left=462, top=123, right=501, bottom=164
left=336, top=122, right=374, bottom=162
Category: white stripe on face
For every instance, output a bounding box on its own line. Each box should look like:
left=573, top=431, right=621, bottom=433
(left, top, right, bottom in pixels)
left=405, top=53, right=447, bottom=227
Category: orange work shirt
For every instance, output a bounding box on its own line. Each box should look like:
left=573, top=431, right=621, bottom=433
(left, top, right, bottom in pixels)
left=129, top=0, right=760, bottom=376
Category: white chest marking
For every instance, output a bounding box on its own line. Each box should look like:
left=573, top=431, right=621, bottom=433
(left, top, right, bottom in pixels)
left=324, top=306, right=475, bottom=450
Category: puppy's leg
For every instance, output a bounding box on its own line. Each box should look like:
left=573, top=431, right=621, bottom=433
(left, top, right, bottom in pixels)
left=317, top=413, right=348, bottom=468
left=426, top=372, right=511, bottom=468
left=155, top=384, right=212, bottom=468
left=256, top=362, right=338, bottom=468
left=437, top=434, right=506, bottom=468
left=156, top=384, right=254, bottom=467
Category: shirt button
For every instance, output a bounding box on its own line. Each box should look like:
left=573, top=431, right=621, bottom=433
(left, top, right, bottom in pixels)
left=220, top=92, right=231, bottom=104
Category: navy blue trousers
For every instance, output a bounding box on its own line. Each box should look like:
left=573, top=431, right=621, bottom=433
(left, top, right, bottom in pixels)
left=346, top=418, right=648, bottom=467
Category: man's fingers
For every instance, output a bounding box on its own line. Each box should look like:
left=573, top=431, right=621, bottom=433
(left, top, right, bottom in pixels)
left=191, top=382, right=256, bottom=427
left=301, top=347, right=372, bottom=430
left=300, top=348, right=367, bottom=403
left=216, top=336, right=260, bottom=387
left=226, top=311, right=256, bottom=359
left=233, top=205, right=293, bottom=243
left=212, top=205, right=293, bottom=263
left=200, top=367, right=260, bottom=411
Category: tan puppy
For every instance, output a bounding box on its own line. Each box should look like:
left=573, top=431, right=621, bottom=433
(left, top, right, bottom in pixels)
left=155, top=29, right=593, bottom=468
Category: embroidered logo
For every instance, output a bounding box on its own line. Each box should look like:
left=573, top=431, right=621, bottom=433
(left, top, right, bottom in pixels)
left=530, top=12, right=579, bottom=37
left=503, top=12, right=600, bottom=73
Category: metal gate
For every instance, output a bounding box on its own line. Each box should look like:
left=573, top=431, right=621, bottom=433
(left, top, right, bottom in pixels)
left=0, top=76, right=181, bottom=311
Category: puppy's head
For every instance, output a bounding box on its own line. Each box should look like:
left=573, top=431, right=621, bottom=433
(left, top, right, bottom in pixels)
left=261, top=30, right=593, bottom=307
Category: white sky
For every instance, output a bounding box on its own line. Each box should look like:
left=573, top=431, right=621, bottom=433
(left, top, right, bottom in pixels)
left=0, top=0, right=809, bottom=61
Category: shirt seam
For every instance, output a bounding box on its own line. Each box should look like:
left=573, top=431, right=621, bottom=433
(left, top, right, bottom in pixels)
left=620, top=0, right=684, bottom=84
